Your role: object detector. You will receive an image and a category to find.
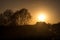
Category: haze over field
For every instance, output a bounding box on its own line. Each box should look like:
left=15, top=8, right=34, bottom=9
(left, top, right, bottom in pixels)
left=0, top=0, right=60, bottom=24
left=0, top=0, right=60, bottom=40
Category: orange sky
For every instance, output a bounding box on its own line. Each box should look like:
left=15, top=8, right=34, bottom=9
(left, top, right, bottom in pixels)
left=0, top=0, right=60, bottom=24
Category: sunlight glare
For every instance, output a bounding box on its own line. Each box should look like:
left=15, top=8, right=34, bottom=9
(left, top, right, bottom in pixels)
left=37, top=14, right=46, bottom=22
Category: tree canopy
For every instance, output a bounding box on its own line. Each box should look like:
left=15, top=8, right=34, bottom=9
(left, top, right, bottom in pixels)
left=14, top=8, right=31, bottom=25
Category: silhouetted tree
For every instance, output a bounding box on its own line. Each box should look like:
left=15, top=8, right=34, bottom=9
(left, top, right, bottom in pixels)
left=0, top=9, right=13, bottom=26
left=14, top=8, right=31, bottom=25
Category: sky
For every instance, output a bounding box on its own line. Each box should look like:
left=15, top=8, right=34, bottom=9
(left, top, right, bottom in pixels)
left=0, top=0, right=60, bottom=24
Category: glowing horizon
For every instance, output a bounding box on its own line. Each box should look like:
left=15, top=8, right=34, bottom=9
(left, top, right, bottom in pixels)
left=37, top=14, right=46, bottom=22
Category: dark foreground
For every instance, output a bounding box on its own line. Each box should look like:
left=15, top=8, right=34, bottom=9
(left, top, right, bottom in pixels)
left=0, top=24, right=60, bottom=40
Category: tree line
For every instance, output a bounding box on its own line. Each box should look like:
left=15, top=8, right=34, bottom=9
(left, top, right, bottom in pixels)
left=0, top=8, right=31, bottom=26
left=0, top=8, right=60, bottom=39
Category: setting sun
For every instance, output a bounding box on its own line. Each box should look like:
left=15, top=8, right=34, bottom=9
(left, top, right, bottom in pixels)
left=37, top=14, right=46, bottom=22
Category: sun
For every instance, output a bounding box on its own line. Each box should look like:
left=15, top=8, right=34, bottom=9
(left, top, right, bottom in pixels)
left=37, top=14, right=46, bottom=22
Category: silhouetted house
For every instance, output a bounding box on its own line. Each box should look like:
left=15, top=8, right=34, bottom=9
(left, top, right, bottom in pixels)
left=35, top=22, right=50, bottom=37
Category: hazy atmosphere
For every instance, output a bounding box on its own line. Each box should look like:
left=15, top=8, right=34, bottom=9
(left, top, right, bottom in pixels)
left=0, top=0, right=60, bottom=24
left=0, top=0, right=60, bottom=40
